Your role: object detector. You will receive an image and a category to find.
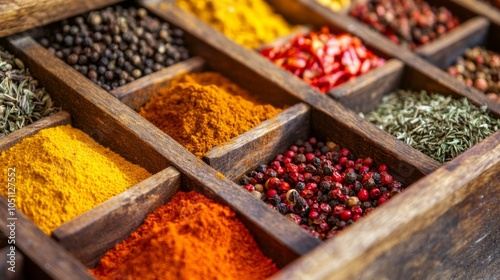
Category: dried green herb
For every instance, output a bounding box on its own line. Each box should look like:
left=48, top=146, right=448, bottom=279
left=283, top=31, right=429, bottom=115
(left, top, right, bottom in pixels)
left=0, top=46, right=59, bottom=136
left=363, top=90, right=499, bottom=163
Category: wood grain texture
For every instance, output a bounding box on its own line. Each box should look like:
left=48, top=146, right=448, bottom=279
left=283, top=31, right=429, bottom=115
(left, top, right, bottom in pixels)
left=271, top=130, right=500, bottom=280
left=7, top=33, right=322, bottom=271
left=53, top=167, right=181, bottom=268
left=0, top=0, right=123, bottom=38
left=111, top=56, right=205, bottom=110
left=0, top=111, right=70, bottom=152
left=204, top=103, right=311, bottom=181
left=416, top=17, right=490, bottom=69
left=328, top=59, right=404, bottom=113
left=0, top=197, right=93, bottom=280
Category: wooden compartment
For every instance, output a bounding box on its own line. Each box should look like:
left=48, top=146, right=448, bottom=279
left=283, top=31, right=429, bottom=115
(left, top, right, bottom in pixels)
left=0, top=0, right=498, bottom=279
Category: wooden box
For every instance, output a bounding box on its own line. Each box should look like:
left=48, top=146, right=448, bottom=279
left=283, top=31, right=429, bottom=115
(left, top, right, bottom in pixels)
left=0, top=0, right=498, bottom=279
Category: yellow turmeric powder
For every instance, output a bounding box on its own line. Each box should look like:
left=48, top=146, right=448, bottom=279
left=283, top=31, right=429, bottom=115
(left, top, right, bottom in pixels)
left=139, top=72, right=282, bottom=158
left=0, top=125, right=151, bottom=234
left=176, top=0, right=293, bottom=49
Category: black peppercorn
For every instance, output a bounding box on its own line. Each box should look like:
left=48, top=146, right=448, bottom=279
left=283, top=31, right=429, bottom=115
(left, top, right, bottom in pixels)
left=295, top=182, right=306, bottom=192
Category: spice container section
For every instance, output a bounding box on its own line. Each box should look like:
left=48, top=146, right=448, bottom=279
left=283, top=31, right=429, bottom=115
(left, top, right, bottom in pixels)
left=0, top=46, right=59, bottom=136
left=137, top=72, right=284, bottom=158
left=0, top=120, right=153, bottom=235
left=174, top=0, right=294, bottom=49
left=260, top=27, right=386, bottom=94
left=238, top=136, right=404, bottom=240
left=447, top=47, right=500, bottom=102
left=90, top=191, right=278, bottom=280
left=33, top=4, right=190, bottom=92
left=364, top=90, right=499, bottom=163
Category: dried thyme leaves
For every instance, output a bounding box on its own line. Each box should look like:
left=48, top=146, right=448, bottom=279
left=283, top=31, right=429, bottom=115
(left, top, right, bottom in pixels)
left=364, top=90, right=499, bottom=163
left=0, top=46, right=58, bottom=136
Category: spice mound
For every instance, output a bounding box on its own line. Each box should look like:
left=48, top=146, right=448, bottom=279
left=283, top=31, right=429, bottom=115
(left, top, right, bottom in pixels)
left=365, top=90, right=499, bottom=163
left=38, top=5, right=189, bottom=91
left=239, top=137, right=403, bottom=240
left=261, top=27, right=385, bottom=93
left=139, top=72, right=282, bottom=158
left=0, top=46, right=59, bottom=136
left=0, top=125, right=151, bottom=234
left=350, top=0, right=460, bottom=50
left=447, top=47, right=500, bottom=102
left=90, top=191, right=278, bottom=280
left=176, top=0, right=293, bottom=49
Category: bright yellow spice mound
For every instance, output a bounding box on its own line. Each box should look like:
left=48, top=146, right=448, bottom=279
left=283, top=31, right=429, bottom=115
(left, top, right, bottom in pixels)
left=0, top=125, right=151, bottom=234
left=176, top=0, right=293, bottom=49
left=139, top=72, right=282, bottom=158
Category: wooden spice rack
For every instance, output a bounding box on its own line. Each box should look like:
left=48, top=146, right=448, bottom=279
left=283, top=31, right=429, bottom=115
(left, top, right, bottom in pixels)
left=0, top=0, right=498, bottom=279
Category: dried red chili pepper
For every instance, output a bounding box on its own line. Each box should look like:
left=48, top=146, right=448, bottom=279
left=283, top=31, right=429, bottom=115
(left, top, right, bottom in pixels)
left=261, top=27, right=384, bottom=94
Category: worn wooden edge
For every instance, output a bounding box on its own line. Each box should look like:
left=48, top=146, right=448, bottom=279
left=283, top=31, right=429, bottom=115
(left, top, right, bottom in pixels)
left=270, top=130, right=500, bottom=280
left=416, top=17, right=490, bottom=69
left=0, top=197, right=93, bottom=280
left=52, top=166, right=181, bottom=268
left=110, top=56, right=205, bottom=110
left=204, top=103, right=311, bottom=181
left=0, top=111, right=71, bottom=152
left=328, top=59, right=404, bottom=113
left=0, top=0, right=124, bottom=38
left=0, top=247, right=24, bottom=280
left=8, top=28, right=323, bottom=273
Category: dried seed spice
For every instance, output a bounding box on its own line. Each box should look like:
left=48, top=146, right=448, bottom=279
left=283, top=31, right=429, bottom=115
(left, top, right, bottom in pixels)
left=261, top=27, right=385, bottom=93
left=364, top=90, right=499, bottom=163
left=139, top=72, right=282, bottom=158
left=176, top=0, right=293, bottom=49
left=350, top=0, right=460, bottom=50
left=91, top=191, right=278, bottom=280
left=38, top=5, right=189, bottom=91
left=0, top=46, right=59, bottom=136
left=448, top=46, right=500, bottom=102
left=316, top=0, right=351, bottom=11
left=0, top=125, right=151, bottom=234
left=239, top=138, right=403, bottom=240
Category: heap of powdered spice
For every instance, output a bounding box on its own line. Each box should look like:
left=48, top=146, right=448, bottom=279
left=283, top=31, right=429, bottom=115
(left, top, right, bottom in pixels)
left=0, top=125, right=151, bottom=234
left=90, top=191, right=278, bottom=280
left=139, top=72, right=282, bottom=158
left=176, top=0, right=293, bottom=49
